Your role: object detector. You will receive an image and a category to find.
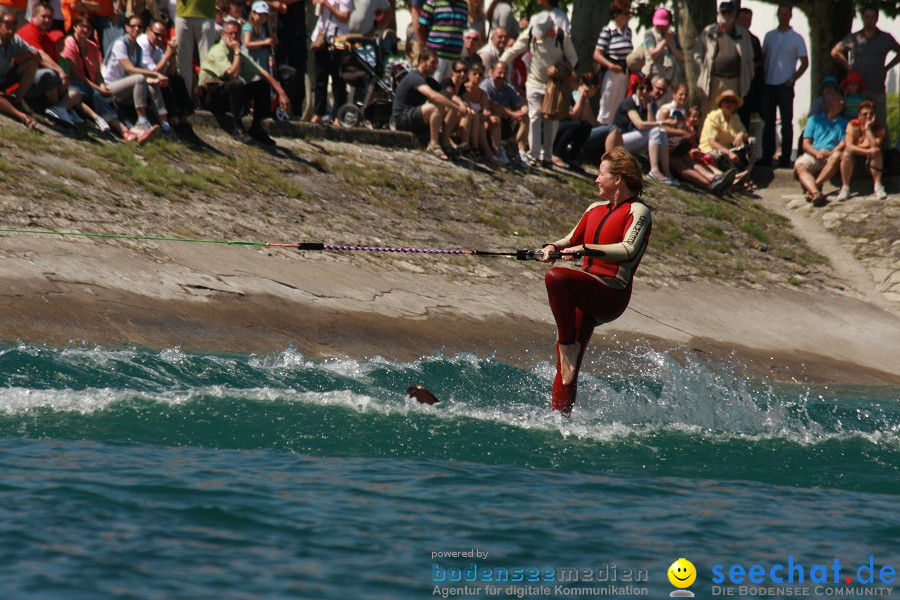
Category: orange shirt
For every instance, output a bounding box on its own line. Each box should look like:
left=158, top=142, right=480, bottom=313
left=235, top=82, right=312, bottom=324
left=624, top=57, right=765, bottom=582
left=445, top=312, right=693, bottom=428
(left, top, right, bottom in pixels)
left=0, top=0, right=28, bottom=12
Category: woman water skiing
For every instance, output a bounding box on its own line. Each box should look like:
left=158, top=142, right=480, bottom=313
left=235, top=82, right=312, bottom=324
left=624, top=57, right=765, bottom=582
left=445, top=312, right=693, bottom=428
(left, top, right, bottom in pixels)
left=541, top=147, right=652, bottom=415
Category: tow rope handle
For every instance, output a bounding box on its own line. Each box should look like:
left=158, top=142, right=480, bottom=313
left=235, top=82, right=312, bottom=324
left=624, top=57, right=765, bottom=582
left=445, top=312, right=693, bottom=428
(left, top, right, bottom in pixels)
left=516, top=248, right=606, bottom=261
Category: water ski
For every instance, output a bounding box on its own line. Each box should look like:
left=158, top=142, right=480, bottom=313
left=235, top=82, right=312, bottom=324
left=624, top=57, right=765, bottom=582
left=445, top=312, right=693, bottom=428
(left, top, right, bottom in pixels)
left=407, top=385, right=439, bottom=405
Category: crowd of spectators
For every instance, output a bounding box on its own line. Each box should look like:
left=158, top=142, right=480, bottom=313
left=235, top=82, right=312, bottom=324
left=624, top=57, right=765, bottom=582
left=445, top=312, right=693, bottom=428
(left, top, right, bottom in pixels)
left=0, top=0, right=898, bottom=202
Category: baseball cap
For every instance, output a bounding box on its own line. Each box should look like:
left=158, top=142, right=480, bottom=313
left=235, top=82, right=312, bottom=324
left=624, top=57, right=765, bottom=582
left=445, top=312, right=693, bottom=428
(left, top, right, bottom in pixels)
left=251, top=1, right=269, bottom=13
left=652, top=8, right=670, bottom=26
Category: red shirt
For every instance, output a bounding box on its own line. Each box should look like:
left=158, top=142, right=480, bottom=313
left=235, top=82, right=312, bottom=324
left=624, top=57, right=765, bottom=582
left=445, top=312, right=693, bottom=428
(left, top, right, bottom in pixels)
left=17, top=21, right=58, bottom=62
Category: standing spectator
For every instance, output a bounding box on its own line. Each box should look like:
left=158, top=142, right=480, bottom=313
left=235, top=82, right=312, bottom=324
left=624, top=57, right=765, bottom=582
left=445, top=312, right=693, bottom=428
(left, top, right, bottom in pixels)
left=485, top=0, right=516, bottom=39
left=174, top=0, right=216, bottom=97
left=642, top=8, right=682, bottom=103
left=418, top=0, right=467, bottom=83
left=274, top=0, right=305, bottom=115
left=139, top=18, right=200, bottom=141
left=408, top=0, right=425, bottom=47
left=476, top=25, right=505, bottom=73
left=692, top=1, right=753, bottom=119
left=310, top=0, right=352, bottom=124
left=735, top=6, right=762, bottom=132
left=838, top=100, right=886, bottom=200
left=102, top=16, right=170, bottom=135
left=242, top=0, right=297, bottom=116
left=198, top=17, right=289, bottom=144
left=348, top=0, right=388, bottom=37
left=794, top=91, right=848, bottom=206
left=759, top=3, right=807, bottom=168
left=831, top=3, right=899, bottom=150
left=391, top=47, right=463, bottom=160
left=466, top=0, right=482, bottom=40
left=531, top=0, right=567, bottom=36
left=593, top=0, right=631, bottom=126
left=613, top=75, right=678, bottom=184
left=501, top=10, right=577, bottom=168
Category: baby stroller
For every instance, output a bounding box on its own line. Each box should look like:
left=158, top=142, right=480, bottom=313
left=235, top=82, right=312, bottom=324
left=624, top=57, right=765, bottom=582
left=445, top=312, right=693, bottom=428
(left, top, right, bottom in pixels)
left=333, top=31, right=405, bottom=128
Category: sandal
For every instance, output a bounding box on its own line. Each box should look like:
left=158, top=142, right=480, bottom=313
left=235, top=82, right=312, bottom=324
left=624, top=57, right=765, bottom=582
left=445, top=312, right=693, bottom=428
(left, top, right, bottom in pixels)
left=426, top=143, right=450, bottom=161
left=22, top=116, right=36, bottom=131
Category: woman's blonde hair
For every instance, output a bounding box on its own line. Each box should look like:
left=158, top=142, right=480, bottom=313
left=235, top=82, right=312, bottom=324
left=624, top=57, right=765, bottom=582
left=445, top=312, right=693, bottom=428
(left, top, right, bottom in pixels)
left=601, top=147, right=644, bottom=197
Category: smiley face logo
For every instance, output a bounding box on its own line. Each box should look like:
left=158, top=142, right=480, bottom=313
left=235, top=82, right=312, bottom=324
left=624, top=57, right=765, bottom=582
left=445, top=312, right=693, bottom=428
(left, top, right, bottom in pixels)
left=668, top=558, right=696, bottom=588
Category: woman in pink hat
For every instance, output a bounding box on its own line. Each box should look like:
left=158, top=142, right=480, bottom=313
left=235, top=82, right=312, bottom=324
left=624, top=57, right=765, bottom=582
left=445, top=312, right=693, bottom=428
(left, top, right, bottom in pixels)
left=641, top=7, right=683, bottom=103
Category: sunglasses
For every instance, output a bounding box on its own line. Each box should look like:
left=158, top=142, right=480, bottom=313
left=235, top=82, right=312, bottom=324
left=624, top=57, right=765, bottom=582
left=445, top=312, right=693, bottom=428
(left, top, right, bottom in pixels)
left=453, top=68, right=467, bottom=74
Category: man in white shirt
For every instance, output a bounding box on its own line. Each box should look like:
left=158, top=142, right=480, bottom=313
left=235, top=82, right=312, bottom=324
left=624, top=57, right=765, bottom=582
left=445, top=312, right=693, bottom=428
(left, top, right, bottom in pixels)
left=760, top=3, right=807, bottom=168
left=137, top=19, right=200, bottom=142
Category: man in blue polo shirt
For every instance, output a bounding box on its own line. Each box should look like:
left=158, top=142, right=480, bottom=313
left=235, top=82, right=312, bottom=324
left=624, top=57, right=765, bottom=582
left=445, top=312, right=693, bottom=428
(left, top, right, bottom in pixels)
left=794, top=90, right=848, bottom=206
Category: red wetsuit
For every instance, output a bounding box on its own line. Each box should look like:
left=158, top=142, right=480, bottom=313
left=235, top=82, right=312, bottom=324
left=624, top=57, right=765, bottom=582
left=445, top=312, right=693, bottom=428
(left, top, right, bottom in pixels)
left=545, top=198, right=652, bottom=414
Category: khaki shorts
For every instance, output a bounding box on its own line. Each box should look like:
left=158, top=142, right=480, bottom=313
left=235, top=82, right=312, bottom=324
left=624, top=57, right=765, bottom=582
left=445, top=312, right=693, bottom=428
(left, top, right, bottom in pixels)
left=794, top=153, right=827, bottom=177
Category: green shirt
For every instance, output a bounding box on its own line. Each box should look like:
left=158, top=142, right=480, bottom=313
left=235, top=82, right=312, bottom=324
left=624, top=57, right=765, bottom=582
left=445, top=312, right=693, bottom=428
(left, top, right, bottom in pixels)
left=198, top=40, right=264, bottom=86
left=175, top=0, right=216, bottom=19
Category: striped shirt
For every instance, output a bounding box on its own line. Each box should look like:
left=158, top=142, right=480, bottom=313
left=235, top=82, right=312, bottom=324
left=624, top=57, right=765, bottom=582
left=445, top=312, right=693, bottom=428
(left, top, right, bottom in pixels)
left=839, top=29, right=900, bottom=94
left=419, top=0, right=468, bottom=60
left=595, top=20, right=632, bottom=63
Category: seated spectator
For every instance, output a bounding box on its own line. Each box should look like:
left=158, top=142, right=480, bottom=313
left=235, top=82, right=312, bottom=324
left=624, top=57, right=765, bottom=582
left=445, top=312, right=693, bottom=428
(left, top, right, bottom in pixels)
left=667, top=108, right=736, bottom=194
left=15, top=2, right=81, bottom=124
left=198, top=17, right=290, bottom=144
left=138, top=18, right=201, bottom=141
left=439, top=59, right=477, bottom=154
left=500, top=10, right=577, bottom=168
left=809, top=75, right=840, bottom=117
left=62, top=16, right=141, bottom=140
left=552, top=71, right=623, bottom=170
left=838, top=100, right=886, bottom=200
left=480, top=59, right=527, bottom=166
left=102, top=16, right=171, bottom=138
left=613, top=75, right=678, bottom=185
left=460, top=28, right=483, bottom=66
left=462, top=62, right=501, bottom=163
left=391, top=46, right=464, bottom=160
left=794, top=90, right=848, bottom=206
left=699, top=89, right=754, bottom=185
left=840, top=71, right=866, bottom=119
left=477, top=25, right=506, bottom=74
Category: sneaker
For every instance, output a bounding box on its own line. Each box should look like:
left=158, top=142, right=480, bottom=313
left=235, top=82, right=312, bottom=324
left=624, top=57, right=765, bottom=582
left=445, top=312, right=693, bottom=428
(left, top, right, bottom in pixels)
left=94, top=116, right=111, bottom=133
left=131, top=123, right=160, bottom=144
left=248, top=124, right=276, bottom=146
left=874, top=184, right=887, bottom=200
left=836, top=186, right=851, bottom=201
left=541, top=159, right=554, bottom=169
left=523, top=154, right=540, bottom=168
